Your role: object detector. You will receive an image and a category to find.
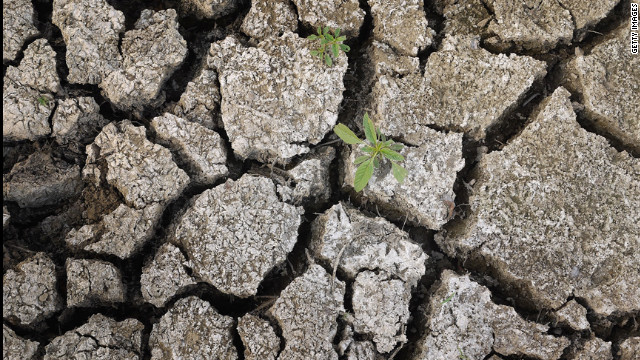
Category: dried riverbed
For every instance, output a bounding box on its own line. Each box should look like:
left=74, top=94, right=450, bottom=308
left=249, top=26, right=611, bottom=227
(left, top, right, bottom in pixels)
left=3, top=0, right=639, bottom=359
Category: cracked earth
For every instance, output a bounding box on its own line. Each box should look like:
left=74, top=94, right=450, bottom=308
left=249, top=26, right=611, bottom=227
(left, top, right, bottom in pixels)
left=3, top=0, right=639, bottom=359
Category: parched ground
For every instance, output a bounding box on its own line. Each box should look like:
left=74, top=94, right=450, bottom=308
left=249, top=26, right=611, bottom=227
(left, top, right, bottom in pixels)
left=3, top=0, right=639, bottom=359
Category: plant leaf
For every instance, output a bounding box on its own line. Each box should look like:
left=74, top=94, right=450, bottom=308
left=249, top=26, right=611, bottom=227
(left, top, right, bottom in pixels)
left=325, top=53, right=332, bottom=66
left=310, top=50, right=319, bottom=56
left=335, top=28, right=341, bottom=37
left=381, top=148, right=404, bottom=162
left=332, top=43, right=339, bottom=58
left=441, top=292, right=456, bottom=305
left=375, top=124, right=382, bottom=143
left=353, top=155, right=371, bottom=165
left=317, top=26, right=322, bottom=35
left=326, top=33, right=334, bottom=41
left=324, top=26, right=330, bottom=35
left=361, top=145, right=375, bottom=153
left=389, top=143, right=403, bottom=151
left=337, top=36, right=347, bottom=42
left=373, top=156, right=380, bottom=168
left=354, top=159, right=374, bottom=192
left=391, top=162, right=408, bottom=184
left=354, top=155, right=370, bottom=165
left=363, top=113, right=377, bottom=144
left=340, top=44, right=350, bottom=52
left=308, top=34, right=318, bottom=40
left=334, top=124, right=363, bottom=144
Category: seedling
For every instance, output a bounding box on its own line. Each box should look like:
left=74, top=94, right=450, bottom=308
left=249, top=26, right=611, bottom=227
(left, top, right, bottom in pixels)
left=458, top=346, right=467, bottom=359
left=308, top=27, right=350, bottom=66
left=441, top=292, right=456, bottom=305
left=37, top=96, right=49, bottom=106
left=334, top=113, right=407, bottom=192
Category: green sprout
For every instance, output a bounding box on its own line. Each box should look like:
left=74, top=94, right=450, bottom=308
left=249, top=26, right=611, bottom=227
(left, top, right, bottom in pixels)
left=37, top=96, right=49, bottom=106
left=308, top=27, right=350, bottom=66
left=441, top=292, right=456, bottom=305
left=458, top=346, right=467, bottom=359
left=334, top=113, right=407, bottom=192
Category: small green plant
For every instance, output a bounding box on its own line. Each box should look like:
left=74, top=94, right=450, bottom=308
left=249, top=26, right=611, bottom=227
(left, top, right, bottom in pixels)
left=308, top=27, right=350, bottom=66
left=37, top=96, right=49, bottom=106
left=334, top=113, right=407, bottom=192
left=441, top=292, right=456, bottom=305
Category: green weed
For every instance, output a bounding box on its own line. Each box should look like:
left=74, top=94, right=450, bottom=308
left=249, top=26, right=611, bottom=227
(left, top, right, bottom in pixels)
left=308, top=27, right=350, bottom=66
left=441, top=292, right=456, bottom=305
left=458, top=346, right=467, bottom=359
left=334, top=113, right=407, bottom=192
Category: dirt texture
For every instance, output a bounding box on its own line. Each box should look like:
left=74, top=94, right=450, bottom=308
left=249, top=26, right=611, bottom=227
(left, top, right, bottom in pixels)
left=369, top=0, right=434, bottom=56
left=65, top=258, right=125, bottom=307
left=3, top=0, right=39, bottom=63
left=293, top=0, right=365, bottom=37
left=210, top=33, right=348, bottom=164
left=140, top=242, right=196, bottom=307
left=237, top=313, right=281, bottom=360
left=241, top=0, right=297, bottom=40
left=172, top=175, right=303, bottom=297
left=3, top=253, right=62, bottom=327
left=3, top=39, right=60, bottom=141
left=150, top=112, right=228, bottom=185
left=3, top=0, right=638, bottom=359
left=52, top=0, right=125, bottom=85
left=100, top=9, right=187, bottom=113
left=148, top=296, right=237, bottom=359
left=416, top=270, right=570, bottom=359
left=437, top=88, right=639, bottom=316
left=3, top=324, right=40, bottom=360
left=84, top=120, right=190, bottom=209
left=4, top=151, right=81, bottom=208
left=372, top=35, right=547, bottom=141
left=44, top=314, right=144, bottom=359
left=563, top=20, right=640, bottom=152
left=51, top=97, right=109, bottom=150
